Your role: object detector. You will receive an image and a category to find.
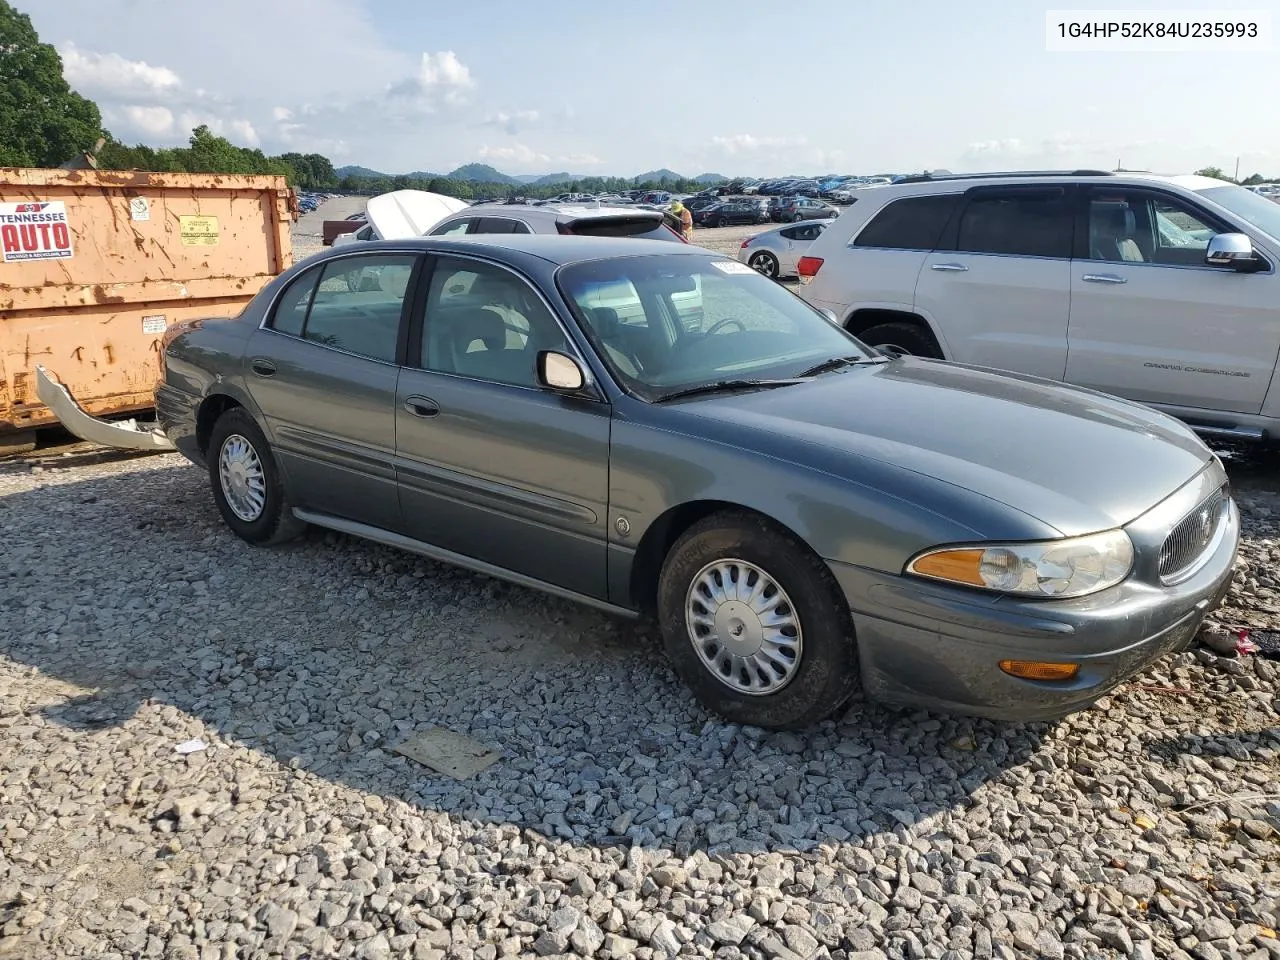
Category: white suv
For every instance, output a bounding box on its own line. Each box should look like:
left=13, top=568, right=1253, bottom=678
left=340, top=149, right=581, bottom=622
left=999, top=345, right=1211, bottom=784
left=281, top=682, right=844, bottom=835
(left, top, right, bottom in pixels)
left=798, top=170, right=1280, bottom=444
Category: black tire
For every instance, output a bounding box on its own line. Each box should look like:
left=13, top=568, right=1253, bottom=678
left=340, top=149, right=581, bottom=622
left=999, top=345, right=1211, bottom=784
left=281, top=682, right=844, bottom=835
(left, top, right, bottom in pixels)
left=657, top=511, right=860, bottom=730
left=789, top=212, right=802, bottom=223
left=855, top=320, right=943, bottom=359
left=206, top=407, right=305, bottom=546
left=748, top=251, right=780, bottom=279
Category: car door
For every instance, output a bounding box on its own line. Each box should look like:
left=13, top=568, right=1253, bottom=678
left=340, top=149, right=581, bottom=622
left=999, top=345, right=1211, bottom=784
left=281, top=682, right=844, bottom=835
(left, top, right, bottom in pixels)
left=1065, top=185, right=1280, bottom=414
left=394, top=253, right=612, bottom=599
left=243, top=252, right=420, bottom=531
left=914, top=184, right=1073, bottom=379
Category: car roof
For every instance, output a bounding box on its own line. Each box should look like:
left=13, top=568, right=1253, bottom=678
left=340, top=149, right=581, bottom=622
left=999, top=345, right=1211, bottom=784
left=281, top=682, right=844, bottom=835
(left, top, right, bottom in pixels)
left=353, top=233, right=716, bottom=266
left=451, top=203, right=662, bottom=221
left=873, top=170, right=1238, bottom=196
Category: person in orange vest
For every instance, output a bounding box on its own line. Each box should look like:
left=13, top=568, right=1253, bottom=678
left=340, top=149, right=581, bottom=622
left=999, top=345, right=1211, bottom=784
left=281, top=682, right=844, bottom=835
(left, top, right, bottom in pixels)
left=670, top=200, right=693, bottom=240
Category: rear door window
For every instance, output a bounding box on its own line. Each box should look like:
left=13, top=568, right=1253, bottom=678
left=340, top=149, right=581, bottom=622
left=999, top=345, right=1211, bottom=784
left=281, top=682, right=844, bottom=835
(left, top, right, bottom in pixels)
left=430, top=218, right=474, bottom=236
left=853, top=194, right=960, bottom=250
left=298, top=254, right=417, bottom=363
left=955, top=189, right=1072, bottom=258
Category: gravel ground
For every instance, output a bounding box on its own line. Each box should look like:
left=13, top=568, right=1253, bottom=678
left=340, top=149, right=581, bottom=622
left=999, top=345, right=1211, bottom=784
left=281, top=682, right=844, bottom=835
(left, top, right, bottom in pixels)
left=1, top=440, right=1279, bottom=960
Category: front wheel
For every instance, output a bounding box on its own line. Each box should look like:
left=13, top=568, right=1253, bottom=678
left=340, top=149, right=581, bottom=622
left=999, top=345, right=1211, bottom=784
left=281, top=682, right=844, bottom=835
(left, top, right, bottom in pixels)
left=657, top=511, right=861, bottom=730
left=207, top=408, right=305, bottom=545
left=856, top=320, right=943, bottom=359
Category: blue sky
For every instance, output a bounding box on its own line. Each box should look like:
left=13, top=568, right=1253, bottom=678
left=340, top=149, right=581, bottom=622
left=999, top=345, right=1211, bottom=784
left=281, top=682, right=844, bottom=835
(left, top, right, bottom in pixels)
left=23, top=0, right=1280, bottom=178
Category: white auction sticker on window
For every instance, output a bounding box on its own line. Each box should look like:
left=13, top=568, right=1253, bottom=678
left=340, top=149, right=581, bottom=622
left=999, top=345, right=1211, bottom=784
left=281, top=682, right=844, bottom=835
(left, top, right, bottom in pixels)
left=709, top=259, right=756, bottom=275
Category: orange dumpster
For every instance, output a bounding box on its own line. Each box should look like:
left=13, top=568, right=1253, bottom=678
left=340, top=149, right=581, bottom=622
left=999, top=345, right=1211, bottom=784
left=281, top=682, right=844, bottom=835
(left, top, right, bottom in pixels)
left=0, top=167, right=293, bottom=451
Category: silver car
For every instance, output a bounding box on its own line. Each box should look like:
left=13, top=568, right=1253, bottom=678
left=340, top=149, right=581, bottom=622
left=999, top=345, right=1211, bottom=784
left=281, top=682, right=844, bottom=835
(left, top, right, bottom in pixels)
left=738, top=219, right=835, bottom=279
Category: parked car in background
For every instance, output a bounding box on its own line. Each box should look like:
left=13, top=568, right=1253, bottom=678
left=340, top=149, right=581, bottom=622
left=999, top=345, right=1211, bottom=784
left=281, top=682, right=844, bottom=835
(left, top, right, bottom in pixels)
left=425, top=203, right=687, bottom=243
left=797, top=169, right=1280, bottom=445
left=156, top=234, right=1238, bottom=730
left=738, top=219, right=834, bottom=278
left=694, top=199, right=770, bottom=227
left=774, top=197, right=840, bottom=222
left=332, top=190, right=468, bottom=246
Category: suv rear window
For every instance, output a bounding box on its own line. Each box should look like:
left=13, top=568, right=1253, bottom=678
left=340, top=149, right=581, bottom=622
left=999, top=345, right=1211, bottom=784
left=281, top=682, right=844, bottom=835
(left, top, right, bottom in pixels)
left=562, top=216, right=683, bottom=242
left=853, top=195, right=959, bottom=250
left=956, top=189, right=1071, bottom=258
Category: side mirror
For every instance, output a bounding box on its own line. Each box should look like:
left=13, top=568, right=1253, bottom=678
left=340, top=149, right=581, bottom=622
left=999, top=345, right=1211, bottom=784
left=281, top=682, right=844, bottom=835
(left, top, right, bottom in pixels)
left=537, top=350, right=587, bottom=391
left=1205, top=232, right=1257, bottom=269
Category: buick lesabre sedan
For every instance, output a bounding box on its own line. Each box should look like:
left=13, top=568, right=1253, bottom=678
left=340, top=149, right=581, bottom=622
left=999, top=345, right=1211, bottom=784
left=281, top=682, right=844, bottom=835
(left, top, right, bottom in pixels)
left=156, top=235, right=1239, bottom=730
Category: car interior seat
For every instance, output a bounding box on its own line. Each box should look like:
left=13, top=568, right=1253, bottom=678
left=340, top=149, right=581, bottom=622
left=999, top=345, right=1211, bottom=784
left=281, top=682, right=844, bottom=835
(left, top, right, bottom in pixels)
left=1091, top=204, right=1146, bottom=262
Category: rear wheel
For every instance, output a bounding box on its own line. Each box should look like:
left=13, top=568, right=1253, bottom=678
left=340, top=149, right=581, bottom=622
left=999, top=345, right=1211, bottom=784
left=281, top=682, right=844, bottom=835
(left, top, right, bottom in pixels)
left=207, top=408, right=305, bottom=545
left=657, top=511, right=860, bottom=730
left=855, top=320, right=943, bottom=359
left=749, top=251, right=780, bottom=279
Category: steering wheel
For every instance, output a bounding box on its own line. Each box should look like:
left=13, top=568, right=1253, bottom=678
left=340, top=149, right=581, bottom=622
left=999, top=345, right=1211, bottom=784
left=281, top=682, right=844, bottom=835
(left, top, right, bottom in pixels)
left=702, top=317, right=746, bottom=336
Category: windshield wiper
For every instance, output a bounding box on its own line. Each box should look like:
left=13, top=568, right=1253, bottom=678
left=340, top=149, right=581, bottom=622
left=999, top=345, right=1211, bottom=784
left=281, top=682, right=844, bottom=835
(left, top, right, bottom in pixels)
left=796, top=354, right=888, bottom=378
left=653, top=378, right=806, bottom=403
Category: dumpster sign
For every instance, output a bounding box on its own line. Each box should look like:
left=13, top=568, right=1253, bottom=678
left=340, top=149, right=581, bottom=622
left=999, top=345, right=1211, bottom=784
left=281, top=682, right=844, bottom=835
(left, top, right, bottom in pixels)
left=0, top=201, right=74, bottom=262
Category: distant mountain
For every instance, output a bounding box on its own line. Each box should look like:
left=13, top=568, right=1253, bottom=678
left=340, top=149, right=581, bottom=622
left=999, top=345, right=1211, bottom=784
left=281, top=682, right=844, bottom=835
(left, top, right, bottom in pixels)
left=634, top=168, right=682, bottom=183
left=693, top=173, right=728, bottom=184
left=447, top=163, right=520, bottom=184
left=335, top=164, right=390, bottom=179
left=511, top=174, right=542, bottom=184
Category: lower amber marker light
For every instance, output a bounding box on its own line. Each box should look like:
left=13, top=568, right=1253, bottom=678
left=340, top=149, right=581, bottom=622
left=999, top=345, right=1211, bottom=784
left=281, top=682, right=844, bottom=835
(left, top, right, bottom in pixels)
left=998, top=660, right=1080, bottom=682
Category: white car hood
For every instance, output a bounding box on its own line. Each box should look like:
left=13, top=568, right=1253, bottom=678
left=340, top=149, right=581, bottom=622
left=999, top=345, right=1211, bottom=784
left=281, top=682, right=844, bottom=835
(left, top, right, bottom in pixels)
left=365, top=189, right=469, bottom=239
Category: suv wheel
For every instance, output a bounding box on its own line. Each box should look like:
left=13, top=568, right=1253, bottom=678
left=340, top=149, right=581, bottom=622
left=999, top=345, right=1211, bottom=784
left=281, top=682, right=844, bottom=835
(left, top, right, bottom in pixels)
left=657, top=511, right=860, bottom=730
left=856, top=320, right=943, bottom=359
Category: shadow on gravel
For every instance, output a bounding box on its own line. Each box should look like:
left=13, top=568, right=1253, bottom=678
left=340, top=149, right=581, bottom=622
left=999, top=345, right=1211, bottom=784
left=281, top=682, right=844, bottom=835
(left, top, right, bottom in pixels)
left=2, top=461, right=1053, bottom=856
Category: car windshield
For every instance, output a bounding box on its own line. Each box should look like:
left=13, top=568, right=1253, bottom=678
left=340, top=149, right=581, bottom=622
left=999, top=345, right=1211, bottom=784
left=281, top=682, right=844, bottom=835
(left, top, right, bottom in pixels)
left=1196, top=183, right=1280, bottom=244
left=556, top=254, right=875, bottom=401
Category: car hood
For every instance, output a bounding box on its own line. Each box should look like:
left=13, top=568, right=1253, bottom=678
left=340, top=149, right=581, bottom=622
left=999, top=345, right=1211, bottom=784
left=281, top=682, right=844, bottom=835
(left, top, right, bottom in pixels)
left=665, top=357, right=1213, bottom=536
left=365, top=189, right=469, bottom=239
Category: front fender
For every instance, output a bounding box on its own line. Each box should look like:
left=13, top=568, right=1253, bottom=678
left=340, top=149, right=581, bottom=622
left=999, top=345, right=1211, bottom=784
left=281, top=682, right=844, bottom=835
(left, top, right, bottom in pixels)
left=608, top=417, right=1042, bottom=585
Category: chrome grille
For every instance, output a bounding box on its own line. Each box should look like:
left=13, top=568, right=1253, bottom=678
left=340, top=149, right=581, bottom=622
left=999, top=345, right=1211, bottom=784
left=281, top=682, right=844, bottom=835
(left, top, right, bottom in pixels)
left=1158, top=484, right=1226, bottom=583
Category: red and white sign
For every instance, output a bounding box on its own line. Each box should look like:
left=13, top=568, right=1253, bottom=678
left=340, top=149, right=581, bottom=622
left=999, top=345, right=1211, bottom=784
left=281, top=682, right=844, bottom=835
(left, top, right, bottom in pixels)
left=0, top=201, right=74, bottom=262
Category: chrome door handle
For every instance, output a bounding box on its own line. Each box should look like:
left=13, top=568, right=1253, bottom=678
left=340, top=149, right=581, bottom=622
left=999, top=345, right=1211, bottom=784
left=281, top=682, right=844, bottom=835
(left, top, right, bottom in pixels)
left=930, top=262, right=968, bottom=272
left=1082, top=273, right=1127, bottom=284
left=403, top=396, right=439, bottom=418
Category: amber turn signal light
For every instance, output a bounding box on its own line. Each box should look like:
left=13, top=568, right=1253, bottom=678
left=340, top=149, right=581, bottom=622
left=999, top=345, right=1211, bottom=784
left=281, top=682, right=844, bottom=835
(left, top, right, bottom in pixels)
left=998, top=660, right=1080, bottom=682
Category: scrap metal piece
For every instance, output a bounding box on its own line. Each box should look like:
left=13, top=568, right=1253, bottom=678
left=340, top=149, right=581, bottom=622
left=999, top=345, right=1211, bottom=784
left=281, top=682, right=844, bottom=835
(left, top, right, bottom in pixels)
left=391, top=727, right=502, bottom=779
left=35, top=365, right=175, bottom=451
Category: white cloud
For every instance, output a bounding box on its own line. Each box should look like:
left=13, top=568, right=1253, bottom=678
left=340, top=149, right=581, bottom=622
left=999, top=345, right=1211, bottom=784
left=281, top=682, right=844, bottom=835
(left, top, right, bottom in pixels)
left=120, top=104, right=174, bottom=137
left=388, top=51, right=474, bottom=104
left=59, top=42, right=181, bottom=98
left=709, top=134, right=805, bottom=156
left=478, top=143, right=550, bottom=165
left=483, top=110, right=541, bottom=134
left=272, top=106, right=293, bottom=122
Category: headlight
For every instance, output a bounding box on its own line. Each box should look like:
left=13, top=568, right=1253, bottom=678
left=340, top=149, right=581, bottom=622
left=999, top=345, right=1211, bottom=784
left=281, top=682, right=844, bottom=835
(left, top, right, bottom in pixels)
left=905, top=529, right=1134, bottom=599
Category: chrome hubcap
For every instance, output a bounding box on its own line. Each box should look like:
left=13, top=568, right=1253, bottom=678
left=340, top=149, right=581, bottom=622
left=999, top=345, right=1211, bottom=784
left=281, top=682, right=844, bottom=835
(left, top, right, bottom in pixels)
left=685, top=559, right=802, bottom=696
left=218, top=434, right=266, bottom=522
left=750, top=253, right=775, bottom=276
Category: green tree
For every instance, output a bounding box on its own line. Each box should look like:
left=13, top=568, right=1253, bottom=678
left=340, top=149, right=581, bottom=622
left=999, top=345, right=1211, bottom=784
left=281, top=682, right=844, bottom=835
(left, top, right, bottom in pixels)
left=1242, top=173, right=1266, bottom=186
left=0, top=0, right=103, bottom=166
left=1194, top=166, right=1234, bottom=182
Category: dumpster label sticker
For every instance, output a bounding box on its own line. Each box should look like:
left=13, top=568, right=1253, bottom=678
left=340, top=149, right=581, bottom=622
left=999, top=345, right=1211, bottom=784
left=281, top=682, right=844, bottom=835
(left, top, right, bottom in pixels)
left=0, top=201, right=74, bottom=262
left=129, top=197, right=150, bottom=221
left=179, top=215, right=219, bottom=245
left=141, top=315, right=167, bottom=334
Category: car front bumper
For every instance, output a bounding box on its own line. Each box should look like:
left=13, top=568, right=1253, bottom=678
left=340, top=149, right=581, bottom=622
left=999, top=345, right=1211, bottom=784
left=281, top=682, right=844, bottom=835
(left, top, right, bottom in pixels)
left=826, top=497, right=1240, bottom=722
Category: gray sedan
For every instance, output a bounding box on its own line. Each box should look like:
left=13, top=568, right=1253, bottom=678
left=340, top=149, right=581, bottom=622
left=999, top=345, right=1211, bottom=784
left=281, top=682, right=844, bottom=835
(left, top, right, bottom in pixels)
left=156, top=235, right=1239, bottom=730
left=738, top=219, right=835, bottom=279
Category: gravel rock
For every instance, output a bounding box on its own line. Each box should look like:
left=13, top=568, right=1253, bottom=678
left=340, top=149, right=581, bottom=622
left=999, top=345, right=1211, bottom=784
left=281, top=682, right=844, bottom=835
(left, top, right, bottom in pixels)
left=1, top=446, right=1279, bottom=959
